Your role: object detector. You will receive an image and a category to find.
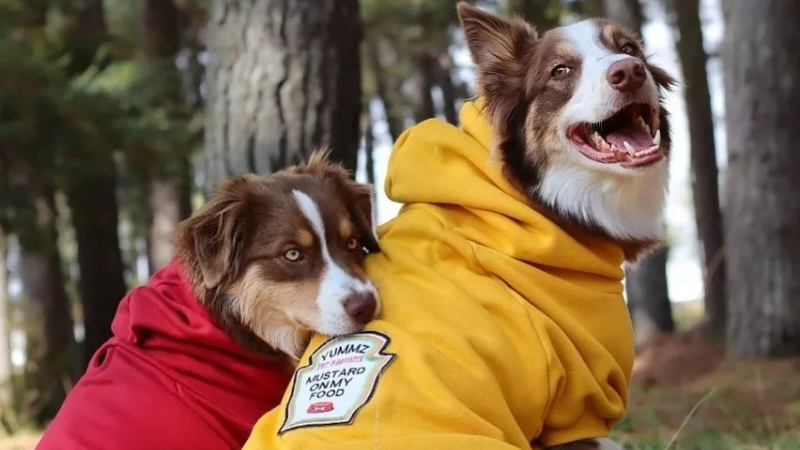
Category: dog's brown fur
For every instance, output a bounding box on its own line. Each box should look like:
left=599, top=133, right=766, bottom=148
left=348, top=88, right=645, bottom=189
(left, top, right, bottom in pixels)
left=173, top=151, right=379, bottom=361
left=458, top=3, right=677, bottom=262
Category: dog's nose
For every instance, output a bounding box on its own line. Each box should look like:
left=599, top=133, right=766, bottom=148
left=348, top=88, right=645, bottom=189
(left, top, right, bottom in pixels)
left=343, top=292, right=377, bottom=325
left=607, top=59, right=646, bottom=92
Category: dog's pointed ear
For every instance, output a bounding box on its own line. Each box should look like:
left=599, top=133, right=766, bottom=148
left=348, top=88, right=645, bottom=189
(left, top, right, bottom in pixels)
left=457, top=3, right=536, bottom=129
left=457, top=2, right=536, bottom=73
left=176, top=176, right=253, bottom=289
left=347, top=182, right=380, bottom=255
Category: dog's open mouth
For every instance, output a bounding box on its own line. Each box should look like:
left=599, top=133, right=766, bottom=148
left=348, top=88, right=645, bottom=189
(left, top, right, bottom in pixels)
left=568, top=103, right=663, bottom=168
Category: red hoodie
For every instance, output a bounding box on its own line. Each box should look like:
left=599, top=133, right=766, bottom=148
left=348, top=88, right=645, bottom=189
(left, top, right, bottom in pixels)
left=36, top=259, right=291, bottom=450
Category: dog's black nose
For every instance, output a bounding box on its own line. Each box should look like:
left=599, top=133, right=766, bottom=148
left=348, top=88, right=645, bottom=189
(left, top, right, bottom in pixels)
left=607, top=58, right=646, bottom=92
left=344, top=292, right=377, bottom=325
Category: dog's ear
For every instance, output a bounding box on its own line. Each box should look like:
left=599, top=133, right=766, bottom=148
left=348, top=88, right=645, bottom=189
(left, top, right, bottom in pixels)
left=457, top=2, right=536, bottom=129
left=458, top=2, right=537, bottom=69
left=347, top=182, right=380, bottom=255
left=176, top=175, right=253, bottom=289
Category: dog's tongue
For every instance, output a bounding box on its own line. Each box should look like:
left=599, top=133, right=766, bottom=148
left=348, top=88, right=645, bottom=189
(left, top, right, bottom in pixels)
left=604, top=125, right=654, bottom=152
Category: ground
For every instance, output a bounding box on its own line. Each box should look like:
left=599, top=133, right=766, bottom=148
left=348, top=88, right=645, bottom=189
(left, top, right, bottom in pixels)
left=3, top=304, right=799, bottom=449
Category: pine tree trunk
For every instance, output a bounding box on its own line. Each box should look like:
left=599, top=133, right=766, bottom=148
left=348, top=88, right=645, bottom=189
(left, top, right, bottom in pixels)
left=366, top=40, right=404, bottom=142
left=61, top=0, right=128, bottom=370
left=141, top=0, right=194, bottom=272
left=436, top=51, right=459, bottom=126
left=0, top=232, right=10, bottom=405
left=672, top=0, right=725, bottom=339
left=627, top=247, right=674, bottom=348
left=412, top=48, right=436, bottom=123
left=724, top=0, right=800, bottom=358
left=601, top=0, right=644, bottom=34
left=12, top=163, right=76, bottom=423
left=204, top=0, right=362, bottom=188
left=603, top=0, right=673, bottom=345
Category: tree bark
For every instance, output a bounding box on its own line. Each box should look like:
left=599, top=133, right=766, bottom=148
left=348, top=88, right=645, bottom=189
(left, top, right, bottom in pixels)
left=204, top=0, right=362, bottom=189
left=141, top=0, right=194, bottom=272
left=672, top=0, right=725, bottom=339
left=0, top=232, right=9, bottom=405
left=61, top=0, right=128, bottom=371
left=436, top=50, right=459, bottom=126
left=11, top=163, right=76, bottom=424
left=603, top=0, right=673, bottom=345
left=601, top=0, right=644, bottom=35
left=366, top=40, right=404, bottom=142
left=627, top=247, right=674, bottom=349
left=412, top=48, right=436, bottom=123
left=724, top=0, right=800, bottom=358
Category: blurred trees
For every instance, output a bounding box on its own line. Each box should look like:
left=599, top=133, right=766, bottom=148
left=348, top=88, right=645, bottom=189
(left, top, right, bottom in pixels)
left=724, top=0, right=800, bottom=357
left=59, top=0, right=128, bottom=372
left=670, top=0, right=725, bottom=339
left=203, top=0, right=362, bottom=188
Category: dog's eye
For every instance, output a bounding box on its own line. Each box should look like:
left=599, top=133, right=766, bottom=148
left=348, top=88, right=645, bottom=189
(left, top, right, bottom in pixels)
left=621, top=43, right=636, bottom=54
left=283, top=249, right=303, bottom=262
left=551, top=65, right=571, bottom=77
left=347, top=238, right=359, bottom=251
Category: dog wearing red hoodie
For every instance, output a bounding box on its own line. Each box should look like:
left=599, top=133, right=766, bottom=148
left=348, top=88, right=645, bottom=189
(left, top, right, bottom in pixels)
left=35, top=152, right=381, bottom=450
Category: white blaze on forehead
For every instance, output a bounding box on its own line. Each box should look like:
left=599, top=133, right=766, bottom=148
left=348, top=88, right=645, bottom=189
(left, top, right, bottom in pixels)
left=292, top=190, right=376, bottom=335
left=559, top=20, right=657, bottom=125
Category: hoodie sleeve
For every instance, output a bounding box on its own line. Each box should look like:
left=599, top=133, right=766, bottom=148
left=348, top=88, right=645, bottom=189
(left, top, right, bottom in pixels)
left=534, top=319, right=630, bottom=448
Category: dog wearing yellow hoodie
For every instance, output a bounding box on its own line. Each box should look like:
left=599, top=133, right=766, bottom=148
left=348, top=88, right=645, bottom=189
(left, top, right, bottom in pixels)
left=244, top=3, right=676, bottom=450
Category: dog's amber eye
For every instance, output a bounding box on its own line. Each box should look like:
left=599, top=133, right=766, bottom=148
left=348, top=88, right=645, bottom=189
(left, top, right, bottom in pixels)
left=347, top=238, right=359, bottom=251
left=283, top=249, right=302, bottom=262
left=621, top=43, right=636, bottom=54
left=551, top=65, right=571, bottom=77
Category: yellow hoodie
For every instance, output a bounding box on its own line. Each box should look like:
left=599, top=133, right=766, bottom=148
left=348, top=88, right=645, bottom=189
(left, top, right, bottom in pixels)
left=243, top=100, right=634, bottom=450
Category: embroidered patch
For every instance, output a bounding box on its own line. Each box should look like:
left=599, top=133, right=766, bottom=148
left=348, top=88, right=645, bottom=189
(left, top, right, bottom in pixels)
left=279, top=331, right=396, bottom=434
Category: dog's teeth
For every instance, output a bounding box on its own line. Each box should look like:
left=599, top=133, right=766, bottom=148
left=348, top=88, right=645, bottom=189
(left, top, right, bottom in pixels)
left=593, top=131, right=603, bottom=147
left=635, top=116, right=647, bottom=130
left=646, top=125, right=651, bottom=135
left=653, top=130, right=661, bottom=146
left=624, top=141, right=636, bottom=156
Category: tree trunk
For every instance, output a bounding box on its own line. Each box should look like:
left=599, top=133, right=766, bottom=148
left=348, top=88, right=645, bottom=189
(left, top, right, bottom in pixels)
left=724, top=0, right=800, bottom=358
left=436, top=50, right=459, bottom=126
left=412, top=48, right=436, bottom=123
left=603, top=0, right=673, bottom=345
left=601, top=0, right=644, bottom=35
left=12, top=163, right=76, bottom=424
left=366, top=40, right=404, bottom=142
left=0, top=232, right=9, bottom=405
left=204, top=0, right=362, bottom=188
left=61, top=0, right=128, bottom=371
left=506, top=0, right=562, bottom=32
left=361, top=111, right=377, bottom=224
left=672, top=0, right=725, bottom=339
left=627, top=247, right=674, bottom=349
left=141, top=0, right=194, bottom=272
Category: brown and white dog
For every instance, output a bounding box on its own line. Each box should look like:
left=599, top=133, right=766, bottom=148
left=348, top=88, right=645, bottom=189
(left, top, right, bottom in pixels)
left=36, top=152, right=381, bottom=450
left=175, top=151, right=382, bottom=360
left=459, top=3, right=676, bottom=264
left=457, top=3, right=677, bottom=449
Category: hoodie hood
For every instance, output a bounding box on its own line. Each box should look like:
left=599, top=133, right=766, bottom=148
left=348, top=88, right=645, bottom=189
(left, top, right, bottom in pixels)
left=384, top=99, right=626, bottom=283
